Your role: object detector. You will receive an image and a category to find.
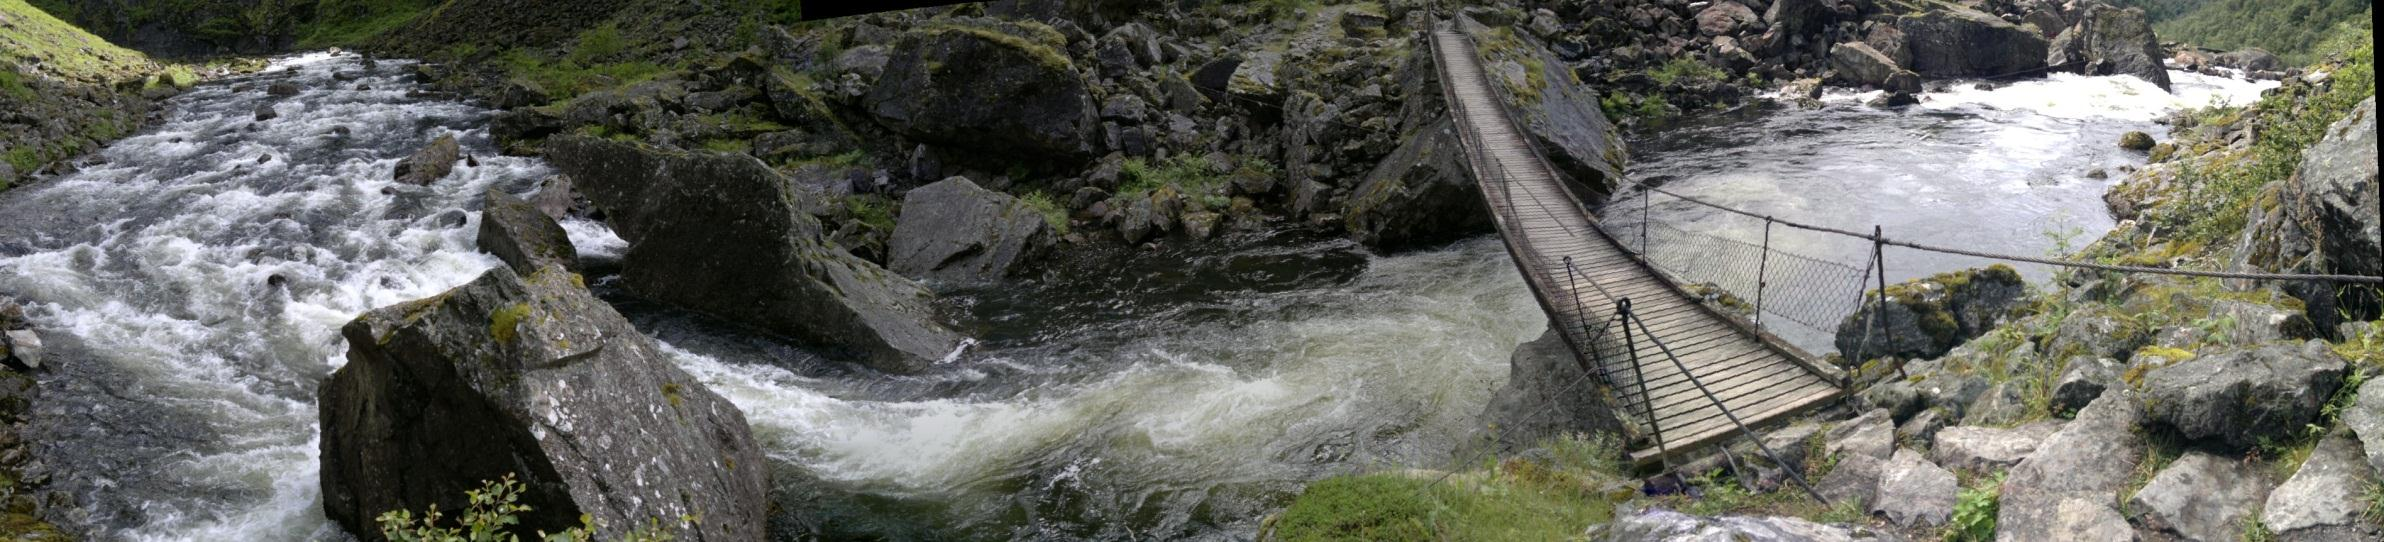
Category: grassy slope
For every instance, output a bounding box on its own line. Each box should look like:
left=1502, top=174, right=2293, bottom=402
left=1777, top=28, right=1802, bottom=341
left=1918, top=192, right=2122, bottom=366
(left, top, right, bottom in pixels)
left=2152, top=0, right=2372, bottom=64
left=1, top=0, right=172, bottom=190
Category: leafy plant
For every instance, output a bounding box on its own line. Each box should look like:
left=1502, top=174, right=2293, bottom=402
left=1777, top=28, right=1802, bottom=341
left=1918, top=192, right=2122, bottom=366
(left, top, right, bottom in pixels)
left=1018, top=191, right=1068, bottom=235
left=376, top=474, right=677, bottom=542
left=1945, top=472, right=2004, bottom=542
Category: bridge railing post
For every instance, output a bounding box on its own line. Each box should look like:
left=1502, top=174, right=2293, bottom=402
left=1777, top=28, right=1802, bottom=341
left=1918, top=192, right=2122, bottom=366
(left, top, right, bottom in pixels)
left=1873, top=225, right=1904, bottom=379
left=1617, top=297, right=1666, bottom=471
left=1756, top=218, right=1772, bottom=325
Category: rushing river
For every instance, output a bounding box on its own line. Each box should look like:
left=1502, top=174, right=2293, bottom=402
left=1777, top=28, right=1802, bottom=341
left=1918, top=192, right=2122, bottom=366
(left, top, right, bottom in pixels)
left=0, top=51, right=2277, bottom=540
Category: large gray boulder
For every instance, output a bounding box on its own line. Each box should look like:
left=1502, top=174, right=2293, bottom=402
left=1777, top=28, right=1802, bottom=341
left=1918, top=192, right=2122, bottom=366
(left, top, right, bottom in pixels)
left=477, top=188, right=577, bottom=274
left=1871, top=449, right=1958, bottom=528
left=887, top=177, right=1050, bottom=286
left=2216, top=48, right=2286, bottom=72
left=1997, top=389, right=2144, bottom=542
left=2262, top=429, right=2383, bottom=541
left=863, top=17, right=1100, bottom=158
left=1895, top=6, right=2051, bottom=78
left=1835, top=266, right=2027, bottom=364
left=1816, top=452, right=1885, bottom=508
left=1460, top=20, right=1629, bottom=205
left=2291, top=97, right=2381, bottom=322
left=1765, top=0, right=1837, bottom=38
left=1341, top=119, right=1489, bottom=251
left=393, top=134, right=461, bottom=185
left=545, top=136, right=962, bottom=373
left=1828, top=42, right=1922, bottom=94
left=2141, top=342, right=2347, bottom=452
left=320, top=266, right=769, bottom=541
left=1931, top=422, right=2061, bottom=473
left=1475, top=328, right=1627, bottom=453
left=1826, top=408, right=1895, bottom=461
left=2046, top=5, right=2172, bottom=91
left=2127, top=452, right=2273, bottom=542
left=1591, top=507, right=1891, bottom=541
left=2344, top=376, right=2384, bottom=474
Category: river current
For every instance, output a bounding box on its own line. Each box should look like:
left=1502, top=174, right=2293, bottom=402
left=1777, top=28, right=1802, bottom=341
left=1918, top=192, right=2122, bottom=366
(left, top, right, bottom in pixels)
left=0, top=51, right=2272, bottom=540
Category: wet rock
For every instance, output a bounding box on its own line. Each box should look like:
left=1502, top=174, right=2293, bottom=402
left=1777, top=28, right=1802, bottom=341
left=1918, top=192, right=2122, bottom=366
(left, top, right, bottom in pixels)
left=266, top=82, right=299, bottom=96
left=1829, top=42, right=1920, bottom=94
left=1931, top=422, right=2060, bottom=473
left=1894, top=6, right=2050, bottom=78
left=888, top=177, right=1050, bottom=286
left=1475, top=328, right=1626, bottom=453
left=1835, top=266, right=2026, bottom=364
left=1872, top=449, right=1957, bottom=528
left=2128, top=451, right=2273, bottom=542
left=2262, top=428, right=2382, bottom=541
left=1866, top=90, right=1919, bottom=108
left=1827, top=408, right=1896, bottom=462
left=528, top=175, right=589, bottom=220
left=2216, top=48, right=2286, bottom=72
left=320, top=266, right=770, bottom=541
left=392, top=134, right=461, bottom=186
left=2142, top=341, right=2347, bottom=452
left=2050, top=356, right=2120, bottom=415
left=2118, top=130, right=2155, bottom=151
left=1590, top=506, right=1892, bottom=541
left=1340, top=119, right=1486, bottom=251
left=545, top=136, right=961, bottom=373
left=253, top=104, right=278, bottom=122
left=2046, top=4, right=2172, bottom=91
left=865, top=18, right=1098, bottom=158
left=476, top=189, right=577, bottom=275
left=1997, top=389, right=2144, bottom=542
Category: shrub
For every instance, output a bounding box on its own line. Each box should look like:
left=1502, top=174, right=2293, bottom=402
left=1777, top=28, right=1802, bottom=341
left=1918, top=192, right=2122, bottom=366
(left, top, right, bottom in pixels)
left=1944, top=472, right=2004, bottom=542
left=376, top=474, right=675, bottom=542
left=1018, top=191, right=1068, bottom=235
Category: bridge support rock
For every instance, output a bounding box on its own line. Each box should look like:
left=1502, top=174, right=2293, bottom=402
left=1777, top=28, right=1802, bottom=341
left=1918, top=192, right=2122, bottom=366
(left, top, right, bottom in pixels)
left=1473, top=327, right=1625, bottom=454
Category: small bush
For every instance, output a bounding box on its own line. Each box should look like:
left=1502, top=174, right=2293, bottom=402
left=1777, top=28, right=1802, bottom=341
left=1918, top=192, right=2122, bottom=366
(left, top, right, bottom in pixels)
left=376, top=474, right=676, bottom=542
left=843, top=195, right=895, bottom=232
left=570, top=24, right=631, bottom=65
left=1018, top=192, right=1068, bottom=234
left=1944, top=472, right=2004, bottom=542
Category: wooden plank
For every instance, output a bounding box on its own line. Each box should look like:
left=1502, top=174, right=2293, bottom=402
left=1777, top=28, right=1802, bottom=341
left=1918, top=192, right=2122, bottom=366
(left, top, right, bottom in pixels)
left=1633, top=385, right=1844, bottom=466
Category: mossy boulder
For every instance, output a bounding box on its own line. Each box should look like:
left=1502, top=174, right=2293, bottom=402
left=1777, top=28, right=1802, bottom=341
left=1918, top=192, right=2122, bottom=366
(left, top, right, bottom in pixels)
left=475, top=188, right=577, bottom=274
left=321, top=265, right=770, bottom=541
left=2118, top=131, right=2156, bottom=151
left=1835, top=265, right=2027, bottom=364
left=2140, top=341, right=2347, bottom=452
left=2045, top=4, right=2172, bottom=91
left=863, top=17, right=1099, bottom=158
left=544, top=135, right=961, bottom=372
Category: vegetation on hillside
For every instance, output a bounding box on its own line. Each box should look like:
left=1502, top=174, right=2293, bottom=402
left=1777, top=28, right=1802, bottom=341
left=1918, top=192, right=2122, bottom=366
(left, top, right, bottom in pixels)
left=2152, top=0, right=2372, bottom=64
left=1, top=0, right=180, bottom=192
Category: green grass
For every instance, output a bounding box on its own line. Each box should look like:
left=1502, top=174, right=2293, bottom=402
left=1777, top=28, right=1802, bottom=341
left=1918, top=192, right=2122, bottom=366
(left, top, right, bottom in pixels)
left=2155, top=22, right=2373, bottom=247
left=1270, top=471, right=1615, bottom=541
left=500, top=48, right=670, bottom=106
left=1019, top=191, right=1068, bottom=235
left=569, top=23, right=630, bottom=66
left=1646, top=57, right=1729, bottom=87
left=843, top=195, right=895, bottom=232
left=1120, top=155, right=1230, bottom=198
left=1945, top=472, right=2005, bottom=542
left=1, top=0, right=158, bottom=85
left=0, top=68, right=31, bottom=101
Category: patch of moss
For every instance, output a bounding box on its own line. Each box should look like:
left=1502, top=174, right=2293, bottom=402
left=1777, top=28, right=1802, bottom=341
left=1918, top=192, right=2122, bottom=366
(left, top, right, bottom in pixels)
left=488, top=302, right=532, bottom=344
left=661, top=382, right=684, bottom=408
left=917, top=20, right=1074, bottom=72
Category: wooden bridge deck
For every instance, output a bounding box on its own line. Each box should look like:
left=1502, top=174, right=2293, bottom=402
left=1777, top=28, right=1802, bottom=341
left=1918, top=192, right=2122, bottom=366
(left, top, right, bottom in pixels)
left=1429, top=29, right=1845, bottom=466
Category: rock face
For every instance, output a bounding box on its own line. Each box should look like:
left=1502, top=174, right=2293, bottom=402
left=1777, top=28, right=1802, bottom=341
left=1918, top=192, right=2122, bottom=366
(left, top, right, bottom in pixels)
left=2127, top=452, right=2273, bottom=542
left=2344, top=377, right=2384, bottom=474
left=320, top=266, right=769, bottom=541
left=1593, top=507, right=1891, bottom=541
left=477, top=189, right=577, bottom=274
left=1475, top=328, right=1626, bottom=452
left=887, top=177, right=1050, bottom=286
left=863, top=18, right=1099, bottom=158
left=1895, top=7, right=2050, bottom=78
left=1997, top=389, right=2144, bottom=542
left=1342, top=120, right=1488, bottom=251
left=2141, top=342, right=2347, bottom=452
left=393, top=134, right=461, bottom=185
left=1871, top=449, right=1957, bottom=528
left=2046, top=5, right=2171, bottom=91
left=545, top=136, right=961, bottom=373
left=1835, top=266, right=2027, bottom=364
left=2291, top=97, right=2381, bottom=322
left=2263, top=429, right=2381, bottom=541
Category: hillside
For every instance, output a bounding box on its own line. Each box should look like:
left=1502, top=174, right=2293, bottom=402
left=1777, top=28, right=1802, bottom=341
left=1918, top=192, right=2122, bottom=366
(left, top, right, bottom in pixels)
left=0, top=0, right=183, bottom=191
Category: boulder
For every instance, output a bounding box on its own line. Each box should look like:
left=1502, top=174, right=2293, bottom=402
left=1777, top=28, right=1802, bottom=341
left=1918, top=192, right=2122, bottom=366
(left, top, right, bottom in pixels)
left=476, top=189, right=577, bottom=274
left=1475, top=328, right=1627, bottom=453
left=2141, top=342, right=2347, bottom=452
left=1592, top=507, right=1893, bottom=541
left=1931, top=422, right=2060, bottom=473
left=2288, top=97, right=2381, bottom=323
left=1871, top=449, right=1958, bottom=528
left=2043, top=305, right=2148, bottom=361
left=1815, top=452, right=1884, bottom=508
left=1835, top=266, right=2026, bottom=364
left=319, top=266, right=769, bottom=541
left=1458, top=23, right=1629, bottom=204
left=2262, top=429, right=2382, bottom=541
left=1960, top=381, right=2028, bottom=426
left=2119, top=131, right=2155, bottom=151
left=1897, top=408, right=1948, bottom=444
left=1826, top=408, right=1895, bottom=461
left=2127, top=452, right=2273, bottom=542
left=529, top=175, right=589, bottom=220
left=2045, top=5, right=2172, bottom=91
left=1864, top=25, right=1912, bottom=67
left=1997, top=389, right=2144, bottom=542
left=2216, top=48, right=2285, bottom=72
left=0, top=330, right=39, bottom=371
left=2344, top=377, right=2384, bottom=474
left=2050, top=356, right=2119, bottom=415
left=1765, top=0, right=1837, bottom=37
left=862, top=18, right=1099, bottom=158
left=887, top=177, right=1051, bottom=286
left=1341, top=119, right=1488, bottom=251
left=1696, top=2, right=1759, bottom=37
left=254, top=104, right=278, bottom=122
left=393, top=134, right=461, bottom=185
left=544, top=136, right=962, bottom=373
left=1895, top=7, right=2050, bottom=78
left=267, top=82, right=299, bottom=96
left=1828, top=42, right=1921, bottom=94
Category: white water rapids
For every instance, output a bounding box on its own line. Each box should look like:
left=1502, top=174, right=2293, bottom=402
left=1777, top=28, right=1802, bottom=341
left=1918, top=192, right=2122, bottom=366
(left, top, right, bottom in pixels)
left=0, top=52, right=2281, bottom=540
